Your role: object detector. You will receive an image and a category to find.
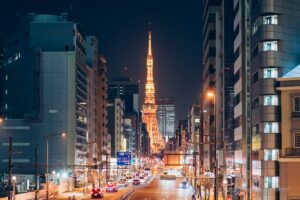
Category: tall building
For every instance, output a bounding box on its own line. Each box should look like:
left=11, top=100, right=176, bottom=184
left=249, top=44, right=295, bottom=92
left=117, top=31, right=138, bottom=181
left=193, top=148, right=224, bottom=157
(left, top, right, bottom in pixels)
left=142, top=30, right=165, bottom=153
left=95, top=56, right=109, bottom=170
left=157, top=97, right=176, bottom=142
left=202, top=0, right=222, bottom=174
left=0, top=14, right=106, bottom=186
left=108, top=77, right=140, bottom=156
left=187, top=103, right=201, bottom=152
left=251, top=1, right=300, bottom=199
left=107, top=98, right=124, bottom=157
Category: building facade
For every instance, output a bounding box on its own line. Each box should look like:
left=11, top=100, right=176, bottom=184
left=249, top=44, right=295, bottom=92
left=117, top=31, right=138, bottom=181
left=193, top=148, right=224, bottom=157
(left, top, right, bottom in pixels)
left=157, top=97, right=176, bottom=142
left=251, top=1, right=300, bottom=199
left=0, top=14, right=107, bottom=188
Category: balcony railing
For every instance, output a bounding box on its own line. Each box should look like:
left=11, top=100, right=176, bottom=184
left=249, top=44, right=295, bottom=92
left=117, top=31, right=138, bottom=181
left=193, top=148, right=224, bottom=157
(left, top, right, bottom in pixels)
left=286, top=148, right=300, bottom=156
left=292, top=112, right=300, bottom=118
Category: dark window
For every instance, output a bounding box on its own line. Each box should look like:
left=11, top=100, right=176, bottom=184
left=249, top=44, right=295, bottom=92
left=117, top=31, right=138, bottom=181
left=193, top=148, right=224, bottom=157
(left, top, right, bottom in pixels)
left=234, top=70, right=240, bottom=84
left=234, top=47, right=240, bottom=62
left=233, top=24, right=239, bottom=40
left=234, top=116, right=242, bottom=128
left=252, top=45, right=258, bottom=58
left=234, top=93, right=240, bottom=106
left=252, top=71, right=258, bottom=84
left=252, top=97, right=259, bottom=110
left=233, top=1, right=239, bottom=18
left=208, top=31, right=216, bottom=40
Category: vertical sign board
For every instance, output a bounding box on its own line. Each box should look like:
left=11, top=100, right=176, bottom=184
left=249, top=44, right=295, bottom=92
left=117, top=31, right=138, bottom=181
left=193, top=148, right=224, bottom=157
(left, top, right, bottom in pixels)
left=117, top=152, right=131, bottom=166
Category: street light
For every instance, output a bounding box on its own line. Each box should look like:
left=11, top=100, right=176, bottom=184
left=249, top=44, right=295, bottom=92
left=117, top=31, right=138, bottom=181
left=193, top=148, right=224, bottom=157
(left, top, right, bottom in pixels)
left=44, top=132, right=67, bottom=200
left=206, top=90, right=217, bottom=200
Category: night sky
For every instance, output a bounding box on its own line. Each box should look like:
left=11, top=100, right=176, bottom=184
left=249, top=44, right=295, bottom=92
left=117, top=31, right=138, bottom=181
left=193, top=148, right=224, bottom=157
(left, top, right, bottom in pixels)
left=0, top=0, right=202, bottom=119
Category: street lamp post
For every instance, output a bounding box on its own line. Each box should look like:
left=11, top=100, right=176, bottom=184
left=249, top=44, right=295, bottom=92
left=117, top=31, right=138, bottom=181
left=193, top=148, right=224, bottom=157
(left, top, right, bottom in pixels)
left=207, top=90, right=217, bottom=200
left=44, top=132, right=66, bottom=200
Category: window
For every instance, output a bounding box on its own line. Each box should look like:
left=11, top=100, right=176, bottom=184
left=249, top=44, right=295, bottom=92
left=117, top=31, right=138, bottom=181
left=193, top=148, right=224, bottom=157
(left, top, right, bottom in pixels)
left=263, top=15, right=278, bottom=25
left=5, top=104, right=7, bottom=110
left=252, top=124, right=259, bottom=135
left=295, top=132, right=300, bottom=148
left=252, top=98, right=259, bottom=110
left=234, top=47, right=240, bottom=61
left=294, top=96, right=300, bottom=112
left=264, top=122, right=279, bottom=133
left=264, top=149, right=279, bottom=160
left=252, top=18, right=259, bottom=35
left=264, top=177, right=279, bottom=189
left=252, top=71, right=258, bottom=84
left=263, top=68, right=278, bottom=78
left=234, top=93, right=241, bottom=106
left=264, top=95, right=278, bottom=106
left=234, top=70, right=240, bottom=84
left=5, top=89, right=7, bottom=95
left=263, top=41, right=278, bottom=51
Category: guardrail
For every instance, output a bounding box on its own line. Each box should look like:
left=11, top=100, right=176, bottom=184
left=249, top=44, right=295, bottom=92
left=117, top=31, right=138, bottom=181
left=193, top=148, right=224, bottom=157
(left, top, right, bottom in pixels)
left=119, top=176, right=154, bottom=200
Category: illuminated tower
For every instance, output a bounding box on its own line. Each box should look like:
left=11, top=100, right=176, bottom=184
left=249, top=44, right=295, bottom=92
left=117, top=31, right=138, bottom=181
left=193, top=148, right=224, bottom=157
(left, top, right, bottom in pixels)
left=142, top=30, right=165, bottom=153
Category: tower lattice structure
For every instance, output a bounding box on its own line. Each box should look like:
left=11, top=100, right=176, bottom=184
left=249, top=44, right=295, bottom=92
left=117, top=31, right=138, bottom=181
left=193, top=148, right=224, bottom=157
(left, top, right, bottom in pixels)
left=142, top=31, right=165, bottom=154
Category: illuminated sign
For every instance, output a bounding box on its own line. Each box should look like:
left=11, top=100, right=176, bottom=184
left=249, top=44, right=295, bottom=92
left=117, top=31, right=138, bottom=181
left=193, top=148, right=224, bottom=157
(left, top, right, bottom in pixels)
left=117, top=152, right=131, bottom=166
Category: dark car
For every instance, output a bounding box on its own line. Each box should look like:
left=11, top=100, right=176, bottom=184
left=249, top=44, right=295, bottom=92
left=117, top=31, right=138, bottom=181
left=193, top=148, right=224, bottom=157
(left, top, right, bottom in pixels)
left=91, top=188, right=104, bottom=198
left=133, top=179, right=140, bottom=185
left=180, top=181, right=188, bottom=189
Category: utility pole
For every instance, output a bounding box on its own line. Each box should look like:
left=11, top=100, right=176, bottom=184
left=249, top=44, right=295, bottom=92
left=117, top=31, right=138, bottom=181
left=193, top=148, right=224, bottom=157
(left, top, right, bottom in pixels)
left=34, top=148, right=38, bottom=200
left=8, top=137, right=12, bottom=200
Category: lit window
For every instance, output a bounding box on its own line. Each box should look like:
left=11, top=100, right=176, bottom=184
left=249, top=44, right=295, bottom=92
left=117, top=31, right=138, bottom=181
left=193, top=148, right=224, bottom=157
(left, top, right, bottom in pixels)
left=5, top=104, right=8, bottom=110
left=264, top=149, right=279, bottom=160
left=295, top=132, right=300, bottom=148
left=264, top=177, right=279, bottom=189
left=5, top=89, right=7, bottom=95
left=5, top=75, right=8, bottom=81
left=263, top=15, right=278, bottom=25
left=263, top=68, right=278, bottom=78
left=263, top=95, right=278, bottom=105
left=263, top=41, right=278, bottom=51
left=294, top=96, right=300, bottom=112
left=264, top=122, right=279, bottom=133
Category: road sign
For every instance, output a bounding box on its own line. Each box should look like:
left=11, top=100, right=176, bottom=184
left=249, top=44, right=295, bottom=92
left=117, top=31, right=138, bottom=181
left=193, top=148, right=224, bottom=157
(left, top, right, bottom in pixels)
left=117, top=152, right=131, bottom=166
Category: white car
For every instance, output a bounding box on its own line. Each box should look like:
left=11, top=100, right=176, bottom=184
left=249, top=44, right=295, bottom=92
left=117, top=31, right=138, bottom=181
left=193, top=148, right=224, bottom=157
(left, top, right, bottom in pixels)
left=126, top=176, right=133, bottom=183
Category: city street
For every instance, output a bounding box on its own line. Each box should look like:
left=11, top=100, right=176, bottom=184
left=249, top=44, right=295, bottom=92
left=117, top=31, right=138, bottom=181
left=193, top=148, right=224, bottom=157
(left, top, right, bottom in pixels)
left=126, top=177, right=194, bottom=200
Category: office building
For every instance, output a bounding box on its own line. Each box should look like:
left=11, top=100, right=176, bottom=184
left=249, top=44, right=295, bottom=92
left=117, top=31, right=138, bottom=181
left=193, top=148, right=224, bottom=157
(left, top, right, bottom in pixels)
left=157, top=97, right=176, bottom=142
left=107, top=98, right=124, bottom=157
left=251, top=1, right=300, bottom=199
left=0, top=14, right=107, bottom=188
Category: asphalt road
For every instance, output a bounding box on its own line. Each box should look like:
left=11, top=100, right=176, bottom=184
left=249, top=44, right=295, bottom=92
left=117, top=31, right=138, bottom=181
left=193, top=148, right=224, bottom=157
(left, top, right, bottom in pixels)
left=127, top=177, right=194, bottom=200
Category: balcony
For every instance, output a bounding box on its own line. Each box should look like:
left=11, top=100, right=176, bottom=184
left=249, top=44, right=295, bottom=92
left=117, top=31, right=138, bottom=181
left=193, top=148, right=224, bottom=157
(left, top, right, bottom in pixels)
left=286, top=148, right=300, bottom=156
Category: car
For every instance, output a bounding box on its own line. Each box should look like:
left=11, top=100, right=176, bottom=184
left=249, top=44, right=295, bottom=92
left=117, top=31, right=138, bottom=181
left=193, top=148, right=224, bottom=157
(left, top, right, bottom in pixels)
left=133, top=179, right=140, bottom=185
left=126, top=176, right=133, bottom=183
left=91, top=188, right=104, bottom=198
left=139, top=176, right=145, bottom=183
left=106, top=181, right=118, bottom=192
left=180, top=181, right=188, bottom=189
left=117, top=178, right=128, bottom=188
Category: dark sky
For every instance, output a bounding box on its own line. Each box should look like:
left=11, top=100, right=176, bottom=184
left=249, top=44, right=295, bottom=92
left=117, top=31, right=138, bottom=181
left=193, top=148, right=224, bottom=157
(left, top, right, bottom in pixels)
left=0, top=0, right=202, bottom=119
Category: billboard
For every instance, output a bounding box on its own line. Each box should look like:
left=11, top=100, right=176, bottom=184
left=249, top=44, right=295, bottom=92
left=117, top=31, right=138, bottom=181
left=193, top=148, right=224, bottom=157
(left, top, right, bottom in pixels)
left=117, top=152, right=131, bottom=166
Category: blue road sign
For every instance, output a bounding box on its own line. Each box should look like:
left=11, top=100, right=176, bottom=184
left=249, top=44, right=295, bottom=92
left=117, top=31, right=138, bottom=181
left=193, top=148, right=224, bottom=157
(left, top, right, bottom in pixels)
left=117, top=152, right=131, bottom=166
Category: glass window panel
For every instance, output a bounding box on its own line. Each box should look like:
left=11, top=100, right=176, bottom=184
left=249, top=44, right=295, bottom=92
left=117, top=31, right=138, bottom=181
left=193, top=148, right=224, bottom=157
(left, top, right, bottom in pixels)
left=264, top=95, right=278, bottom=105
left=263, top=68, right=278, bottom=78
left=263, top=41, right=278, bottom=51
left=294, top=97, right=300, bottom=112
